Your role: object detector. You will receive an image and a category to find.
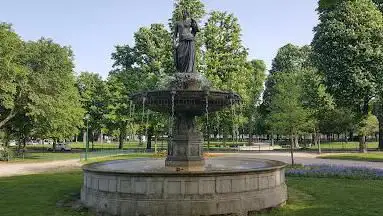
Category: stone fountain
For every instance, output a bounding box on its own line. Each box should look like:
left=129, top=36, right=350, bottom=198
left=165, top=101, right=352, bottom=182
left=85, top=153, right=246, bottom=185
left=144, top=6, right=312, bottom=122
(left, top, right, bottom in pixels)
left=81, top=11, right=287, bottom=216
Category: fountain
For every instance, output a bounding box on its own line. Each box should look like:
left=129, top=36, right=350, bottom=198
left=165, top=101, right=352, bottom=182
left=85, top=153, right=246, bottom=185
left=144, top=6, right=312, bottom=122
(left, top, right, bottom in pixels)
left=81, top=10, right=287, bottom=216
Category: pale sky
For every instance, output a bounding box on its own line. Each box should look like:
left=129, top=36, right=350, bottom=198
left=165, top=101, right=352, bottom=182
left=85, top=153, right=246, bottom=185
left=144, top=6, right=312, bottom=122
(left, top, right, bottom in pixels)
left=1, top=0, right=318, bottom=78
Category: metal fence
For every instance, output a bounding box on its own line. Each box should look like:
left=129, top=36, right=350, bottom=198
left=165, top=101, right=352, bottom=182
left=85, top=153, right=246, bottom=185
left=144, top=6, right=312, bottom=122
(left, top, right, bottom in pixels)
left=79, top=149, right=147, bottom=161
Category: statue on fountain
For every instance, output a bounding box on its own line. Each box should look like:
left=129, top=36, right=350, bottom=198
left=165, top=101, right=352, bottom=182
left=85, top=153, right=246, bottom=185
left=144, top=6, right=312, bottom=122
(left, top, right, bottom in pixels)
left=173, top=10, right=199, bottom=73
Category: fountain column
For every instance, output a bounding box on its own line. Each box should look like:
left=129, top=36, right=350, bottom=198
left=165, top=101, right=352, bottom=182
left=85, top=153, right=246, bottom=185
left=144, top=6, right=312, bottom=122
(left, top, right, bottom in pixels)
left=165, top=113, right=204, bottom=168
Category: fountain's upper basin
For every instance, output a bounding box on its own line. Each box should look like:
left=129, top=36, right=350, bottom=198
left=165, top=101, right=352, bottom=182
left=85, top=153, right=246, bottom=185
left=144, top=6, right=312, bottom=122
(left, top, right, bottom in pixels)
left=130, top=90, right=241, bottom=116
left=82, top=157, right=286, bottom=175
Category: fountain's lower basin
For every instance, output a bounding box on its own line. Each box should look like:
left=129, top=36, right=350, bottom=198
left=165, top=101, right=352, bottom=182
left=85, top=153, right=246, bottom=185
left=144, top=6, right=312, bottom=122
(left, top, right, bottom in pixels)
left=81, top=157, right=287, bottom=216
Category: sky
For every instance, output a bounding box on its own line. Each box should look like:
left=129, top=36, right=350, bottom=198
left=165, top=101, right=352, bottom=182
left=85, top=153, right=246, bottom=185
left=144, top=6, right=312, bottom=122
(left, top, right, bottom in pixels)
left=1, top=0, right=319, bottom=78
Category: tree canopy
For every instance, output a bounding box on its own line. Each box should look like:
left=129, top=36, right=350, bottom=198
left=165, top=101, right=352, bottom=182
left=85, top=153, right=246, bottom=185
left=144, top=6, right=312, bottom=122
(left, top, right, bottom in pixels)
left=312, top=0, right=383, bottom=152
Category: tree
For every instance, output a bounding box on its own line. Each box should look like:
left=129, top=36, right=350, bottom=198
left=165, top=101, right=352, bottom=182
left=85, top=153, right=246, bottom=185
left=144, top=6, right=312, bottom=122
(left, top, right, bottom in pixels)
left=134, top=24, right=174, bottom=86
left=318, top=107, right=356, bottom=141
left=262, top=44, right=313, bottom=148
left=373, top=0, right=383, bottom=12
left=203, top=11, right=253, bottom=142
left=24, top=39, right=84, bottom=143
left=358, top=113, right=378, bottom=138
left=1, top=24, right=83, bottom=146
left=76, top=72, right=108, bottom=146
left=245, top=60, right=266, bottom=144
left=107, top=45, right=141, bottom=149
left=373, top=96, right=383, bottom=149
left=312, top=0, right=383, bottom=152
left=133, top=24, right=173, bottom=149
left=170, top=0, right=205, bottom=27
left=266, top=72, right=313, bottom=165
left=263, top=44, right=311, bottom=112
left=300, top=66, right=334, bottom=153
left=0, top=23, right=27, bottom=129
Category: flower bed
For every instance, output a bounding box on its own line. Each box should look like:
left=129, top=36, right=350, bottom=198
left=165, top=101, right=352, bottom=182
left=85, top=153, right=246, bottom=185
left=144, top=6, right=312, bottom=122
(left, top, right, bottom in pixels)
left=286, top=164, right=383, bottom=180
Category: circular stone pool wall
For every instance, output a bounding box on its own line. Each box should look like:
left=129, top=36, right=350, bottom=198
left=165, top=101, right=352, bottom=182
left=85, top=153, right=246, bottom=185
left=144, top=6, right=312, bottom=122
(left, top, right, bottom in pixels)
left=81, top=158, right=287, bottom=216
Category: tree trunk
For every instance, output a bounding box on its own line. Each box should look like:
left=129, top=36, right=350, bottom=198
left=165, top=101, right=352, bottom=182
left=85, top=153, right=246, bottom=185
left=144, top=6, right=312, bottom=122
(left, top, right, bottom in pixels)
left=118, top=123, right=127, bottom=149
left=349, top=131, right=353, bottom=142
left=53, top=139, right=57, bottom=152
left=17, top=138, right=22, bottom=153
left=311, top=133, right=315, bottom=146
left=23, top=137, right=26, bottom=149
left=359, top=135, right=367, bottom=153
left=379, top=117, right=383, bottom=150
left=271, top=133, right=274, bottom=146
left=294, top=135, right=299, bottom=148
left=290, top=135, right=295, bottom=166
left=146, top=126, right=154, bottom=150
left=91, top=131, right=95, bottom=151
left=248, top=122, right=253, bottom=145
left=0, top=110, right=16, bottom=129
left=83, top=130, right=86, bottom=143
left=223, top=130, right=227, bottom=145
left=315, top=133, right=321, bottom=154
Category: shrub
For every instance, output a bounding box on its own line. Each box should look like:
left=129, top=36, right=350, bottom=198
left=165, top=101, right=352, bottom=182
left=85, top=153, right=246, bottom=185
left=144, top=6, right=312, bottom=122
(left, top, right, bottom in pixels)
left=0, top=146, right=15, bottom=161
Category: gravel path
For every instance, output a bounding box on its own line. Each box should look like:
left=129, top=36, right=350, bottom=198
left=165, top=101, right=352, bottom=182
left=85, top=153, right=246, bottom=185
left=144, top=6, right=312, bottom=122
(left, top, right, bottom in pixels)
left=0, top=159, right=81, bottom=177
left=1, top=152, right=383, bottom=177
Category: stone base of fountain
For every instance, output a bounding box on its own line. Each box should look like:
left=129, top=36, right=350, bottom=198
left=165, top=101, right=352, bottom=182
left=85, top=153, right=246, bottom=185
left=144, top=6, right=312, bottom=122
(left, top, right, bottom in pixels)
left=81, top=158, right=287, bottom=216
left=82, top=71, right=287, bottom=215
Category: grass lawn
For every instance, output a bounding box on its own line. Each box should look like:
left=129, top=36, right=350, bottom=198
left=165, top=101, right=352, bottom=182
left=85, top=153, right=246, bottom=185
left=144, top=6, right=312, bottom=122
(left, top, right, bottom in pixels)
left=0, top=172, right=86, bottom=216
left=3, top=152, right=159, bottom=164
left=1, top=172, right=383, bottom=216
left=308, top=141, right=378, bottom=150
left=256, top=177, right=383, bottom=216
left=6, top=152, right=81, bottom=163
left=81, top=152, right=158, bottom=164
left=318, top=152, right=383, bottom=162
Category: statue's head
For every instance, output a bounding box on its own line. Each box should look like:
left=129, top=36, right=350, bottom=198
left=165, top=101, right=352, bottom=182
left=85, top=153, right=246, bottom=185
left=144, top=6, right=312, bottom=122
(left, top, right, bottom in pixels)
left=182, top=10, right=190, bottom=20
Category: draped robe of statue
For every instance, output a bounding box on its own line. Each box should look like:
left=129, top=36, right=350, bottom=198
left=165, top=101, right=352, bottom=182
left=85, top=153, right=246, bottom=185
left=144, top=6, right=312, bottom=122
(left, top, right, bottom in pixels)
left=174, top=18, right=199, bottom=73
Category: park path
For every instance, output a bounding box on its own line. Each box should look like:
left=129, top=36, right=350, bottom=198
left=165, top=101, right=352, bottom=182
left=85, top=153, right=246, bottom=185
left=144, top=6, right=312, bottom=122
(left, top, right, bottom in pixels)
left=0, top=159, right=81, bottom=177
left=1, top=152, right=383, bottom=177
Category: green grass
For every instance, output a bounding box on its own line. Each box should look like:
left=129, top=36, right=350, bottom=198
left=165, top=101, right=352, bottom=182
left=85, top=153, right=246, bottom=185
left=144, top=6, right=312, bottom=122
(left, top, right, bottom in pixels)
left=0, top=171, right=87, bottom=216
left=4, top=152, right=158, bottom=164
left=6, top=152, right=81, bottom=163
left=308, top=141, right=378, bottom=150
left=256, top=177, right=383, bottom=216
left=1, top=172, right=383, bottom=216
left=318, top=152, right=383, bottom=162
left=81, top=153, right=158, bottom=164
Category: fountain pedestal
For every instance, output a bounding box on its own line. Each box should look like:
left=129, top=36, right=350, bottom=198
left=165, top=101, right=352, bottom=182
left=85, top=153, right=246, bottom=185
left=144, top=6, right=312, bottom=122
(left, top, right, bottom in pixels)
left=165, top=114, right=204, bottom=168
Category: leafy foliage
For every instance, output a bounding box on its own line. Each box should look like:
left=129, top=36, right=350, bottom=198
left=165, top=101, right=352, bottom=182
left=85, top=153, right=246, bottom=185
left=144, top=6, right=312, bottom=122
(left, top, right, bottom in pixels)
left=76, top=72, right=108, bottom=137
left=312, top=0, right=383, bottom=152
left=266, top=72, right=313, bottom=136
left=24, top=39, right=84, bottom=140
left=263, top=44, right=311, bottom=111
left=0, top=23, right=27, bottom=128
left=203, top=11, right=261, bottom=140
left=313, top=0, right=383, bottom=113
